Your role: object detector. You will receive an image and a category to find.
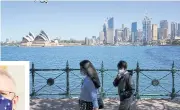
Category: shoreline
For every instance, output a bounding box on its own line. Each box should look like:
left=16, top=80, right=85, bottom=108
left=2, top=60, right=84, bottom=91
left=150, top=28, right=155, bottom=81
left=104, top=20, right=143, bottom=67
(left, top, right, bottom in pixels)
left=1, top=45, right=180, bottom=47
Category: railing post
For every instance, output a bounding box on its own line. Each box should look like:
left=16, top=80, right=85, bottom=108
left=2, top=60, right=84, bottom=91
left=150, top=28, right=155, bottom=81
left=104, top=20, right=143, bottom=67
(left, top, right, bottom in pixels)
left=135, top=62, right=140, bottom=99
left=31, top=63, right=35, bottom=96
left=100, top=61, right=105, bottom=97
left=171, top=61, right=176, bottom=99
left=66, top=60, right=70, bottom=98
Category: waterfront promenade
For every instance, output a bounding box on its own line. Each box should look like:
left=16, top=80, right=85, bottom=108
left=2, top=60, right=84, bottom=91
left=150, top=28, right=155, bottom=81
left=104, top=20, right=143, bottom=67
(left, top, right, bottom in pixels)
left=30, top=98, right=180, bottom=110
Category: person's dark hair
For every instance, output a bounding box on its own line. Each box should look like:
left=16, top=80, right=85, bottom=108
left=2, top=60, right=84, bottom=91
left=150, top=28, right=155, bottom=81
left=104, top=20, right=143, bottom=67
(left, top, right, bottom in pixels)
left=117, top=60, right=127, bottom=69
left=80, top=60, right=100, bottom=88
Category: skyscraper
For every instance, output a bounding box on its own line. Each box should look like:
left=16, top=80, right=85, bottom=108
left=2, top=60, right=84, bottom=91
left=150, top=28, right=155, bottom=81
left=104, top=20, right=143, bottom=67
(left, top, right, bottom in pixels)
left=106, top=29, right=114, bottom=44
left=99, top=31, right=104, bottom=44
left=122, top=24, right=124, bottom=30
left=85, top=37, right=89, bottom=45
left=103, top=22, right=107, bottom=44
left=160, top=20, right=168, bottom=39
left=142, top=16, right=151, bottom=43
left=108, top=17, right=114, bottom=29
left=178, top=23, right=180, bottom=37
left=171, top=22, right=177, bottom=40
left=152, top=24, right=158, bottom=41
left=106, top=17, right=114, bottom=44
left=115, top=29, right=119, bottom=43
left=137, top=29, right=143, bottom=42
left=131, top=22, right=137, bottom=42
left=124, top=27, right=130, bottom=42
left=160, top=20, right=168, bottom=29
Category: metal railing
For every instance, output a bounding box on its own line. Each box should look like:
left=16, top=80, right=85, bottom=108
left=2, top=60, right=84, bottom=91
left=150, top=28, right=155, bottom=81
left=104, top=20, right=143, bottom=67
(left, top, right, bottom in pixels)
left=30, top=61, right=180, bottom=99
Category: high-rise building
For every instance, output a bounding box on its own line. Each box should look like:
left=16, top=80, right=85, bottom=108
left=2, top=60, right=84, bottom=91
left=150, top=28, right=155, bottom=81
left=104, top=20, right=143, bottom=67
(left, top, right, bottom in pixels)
left=137, top=29, right=143, bottom=42
left=160, top=20, right=168, bottom=39
left=178, top=23, right=180, bottom=37
left=158, top=28, right=161, bottom=40
left=142, top=16, right=151, bottom=43
left=115, top=29, right=123, bottom=42
left=92, top=36, right=96, bottom=39
left=115, top=29, right=119, bottom=43
left=106, top=17, right=114, bottom=44
left=103, top=22, right=107, bottom=44
left=160, top=20, right=168, bottom=29
left=131, top=22, right=137, bottom=42
left=175, top=23, right=178, bottom=36
left=99, top=31, right=104, bottom=44
left=152, top=24, right=158, bottom=41
left=171, top=22, right=177, bottom=40
left=85, top=37, right=89, bottom=45
left=108, top=17, right=114, bottom=29
left=124, top=28, right=130, bottom=42
left=106, top=29, right=114, bottom=44
left=122, top=24, right=124, bottom=30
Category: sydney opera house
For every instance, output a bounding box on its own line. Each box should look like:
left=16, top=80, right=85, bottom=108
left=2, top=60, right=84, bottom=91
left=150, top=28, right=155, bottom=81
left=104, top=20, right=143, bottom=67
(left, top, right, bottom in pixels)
left=21, top=30, right=59, bottom=47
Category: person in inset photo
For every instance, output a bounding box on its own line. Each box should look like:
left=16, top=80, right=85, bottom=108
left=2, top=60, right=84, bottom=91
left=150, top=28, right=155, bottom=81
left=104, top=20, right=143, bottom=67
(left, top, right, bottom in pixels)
left=0, top=68, right=19, bottom=110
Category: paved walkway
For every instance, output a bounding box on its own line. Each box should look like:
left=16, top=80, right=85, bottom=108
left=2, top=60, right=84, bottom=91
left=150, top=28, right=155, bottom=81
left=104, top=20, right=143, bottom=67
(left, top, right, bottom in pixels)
left=30, top=98, right=180, bottom=110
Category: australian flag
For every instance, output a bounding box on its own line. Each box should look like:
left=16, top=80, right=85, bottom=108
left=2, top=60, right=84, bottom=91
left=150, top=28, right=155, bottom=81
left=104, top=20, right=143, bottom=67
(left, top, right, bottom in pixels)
left=0, top=95, right=12, bottom=110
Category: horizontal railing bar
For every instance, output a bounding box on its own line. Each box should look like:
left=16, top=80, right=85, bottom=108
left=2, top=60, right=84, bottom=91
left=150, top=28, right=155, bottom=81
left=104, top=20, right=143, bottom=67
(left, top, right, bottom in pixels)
left=35, top=93, right=67, bottom=95
left=30, top=69, right=180, bottom=72
left=140, top=94, right=169, bottom=96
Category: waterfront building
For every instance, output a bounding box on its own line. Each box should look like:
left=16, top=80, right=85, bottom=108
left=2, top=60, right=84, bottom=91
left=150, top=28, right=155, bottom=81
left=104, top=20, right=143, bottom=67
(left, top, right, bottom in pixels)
left=171, top=22, right=177, bottom=40
left=99, top=31, right=104, bottom=44
left=178, top=23, right=180, bottom=37
left=137, top=29, right=143, bottom=43
left=106, top=17, right=114, bottom=44
left=103, top=22, right=107, bottom=44
left=85, top=37, right=89, bottom=45
left=124, top=27, right=130, bottom=42
left=160, top=20, right=168, bottom=39
left=142, top=16, right=152, bottom=44
left=131, top=22, right=137, bottom=42
left=106, top=28, right=114, bottom=44
left=21, top=30, right=58, bottom=47
left=152, top=24, right=158, bottom=41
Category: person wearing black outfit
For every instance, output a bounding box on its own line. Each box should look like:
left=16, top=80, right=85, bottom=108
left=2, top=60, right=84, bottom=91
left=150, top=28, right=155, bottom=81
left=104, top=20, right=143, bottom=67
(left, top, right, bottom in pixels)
left=113, top=60, right=135, bottom=110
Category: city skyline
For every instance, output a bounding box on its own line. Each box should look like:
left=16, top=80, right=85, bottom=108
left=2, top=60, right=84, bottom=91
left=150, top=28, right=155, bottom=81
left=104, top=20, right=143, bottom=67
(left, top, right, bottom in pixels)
left=1, top=1, right=180, bottom=41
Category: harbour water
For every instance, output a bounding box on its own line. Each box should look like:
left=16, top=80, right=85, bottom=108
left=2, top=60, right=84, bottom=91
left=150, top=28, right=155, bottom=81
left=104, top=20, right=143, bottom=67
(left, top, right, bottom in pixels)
left=1, top=46, right=180, bottom=98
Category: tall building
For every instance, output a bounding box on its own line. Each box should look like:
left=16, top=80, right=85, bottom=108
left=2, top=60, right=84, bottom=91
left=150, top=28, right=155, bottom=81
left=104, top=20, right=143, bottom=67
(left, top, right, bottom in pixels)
left=124, top=28, right=130, bottom=42
left=122, top=24, right=124, bottom=30
left=160, top=20, right=168, bottom=29
left=131, top=22, right=137, bottom=42
left=171, top=22, right=177, bottom=40
left=108, top=17, right=114, bottom=29
left=142, top=16, right=152, bottom=43
left=115, top=29, right=119, bottom=43
left=92, top=36, right=96, bottom=39
left=115, top=29, right=123, bottom=42
left=137, top=29, right=143, bottom=42
left=99, top=31, right=104, bottom=44
left=106, top=17, right=114, bottom=44
left=152, top=24, right=158, bottom=41
left=106, top=29, right=114, bottom=44
left=85, top=37, right=89, bottom=45
left=103, top=22, right=107, bottom=44
left=160, top=20, right=168, bottom=39
left=178, top=23, right=180, bottom=37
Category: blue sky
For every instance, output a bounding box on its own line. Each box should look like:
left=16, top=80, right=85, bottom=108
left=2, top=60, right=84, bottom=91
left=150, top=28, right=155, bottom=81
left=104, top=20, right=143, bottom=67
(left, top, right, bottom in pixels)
left=1, top=1, right=180, bottom=41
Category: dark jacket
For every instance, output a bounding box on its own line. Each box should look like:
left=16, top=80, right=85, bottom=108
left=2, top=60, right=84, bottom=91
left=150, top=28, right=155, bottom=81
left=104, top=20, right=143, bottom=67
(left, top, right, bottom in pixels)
left=117, top=70, right=135, bottom=101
